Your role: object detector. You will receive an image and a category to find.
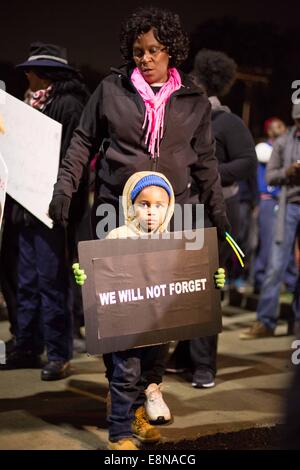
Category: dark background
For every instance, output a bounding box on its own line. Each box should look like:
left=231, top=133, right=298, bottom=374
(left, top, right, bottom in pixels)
left=1, top=0, right=299, bottom=138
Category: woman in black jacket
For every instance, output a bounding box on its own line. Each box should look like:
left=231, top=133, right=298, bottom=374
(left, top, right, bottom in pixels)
left=49, top=13, right=228, bottom=234
left=3, top=42, right=89, bottom=380
left=49, top=7, right=229, bottom=450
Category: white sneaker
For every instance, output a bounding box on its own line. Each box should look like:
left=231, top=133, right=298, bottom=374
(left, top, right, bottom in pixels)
left=144, top=383, right=172, bottom=424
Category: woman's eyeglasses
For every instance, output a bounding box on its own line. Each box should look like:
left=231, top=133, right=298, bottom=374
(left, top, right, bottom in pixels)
left=133, top=46, right=167, bottom=61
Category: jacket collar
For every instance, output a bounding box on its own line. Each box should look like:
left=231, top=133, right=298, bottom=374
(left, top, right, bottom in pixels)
left=110, top=65, right=204, bottom=97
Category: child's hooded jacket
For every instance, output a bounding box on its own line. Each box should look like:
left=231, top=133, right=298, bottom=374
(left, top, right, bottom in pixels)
left=107, top=171, right=175, bottom=239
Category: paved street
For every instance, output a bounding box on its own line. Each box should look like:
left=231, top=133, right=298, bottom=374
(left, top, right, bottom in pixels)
left=0, top=305, right=293, bottom=450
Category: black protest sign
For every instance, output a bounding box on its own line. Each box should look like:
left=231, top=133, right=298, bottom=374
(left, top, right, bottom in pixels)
left=94, top=247, right=211, bottom=338
left=79, top=228, right=222, bottom=354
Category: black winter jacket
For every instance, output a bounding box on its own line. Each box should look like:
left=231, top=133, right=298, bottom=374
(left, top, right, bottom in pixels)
left=53, top=66, right=226, bottom=225
left=44, top=92, right=89, bottom=223
left=44, top=93, right=85, bottom=164
left=211, top=109, right=257, bottom=187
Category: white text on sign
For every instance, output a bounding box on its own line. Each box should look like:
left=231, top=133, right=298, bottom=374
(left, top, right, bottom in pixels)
left=98, top=278, right=208, bottom=306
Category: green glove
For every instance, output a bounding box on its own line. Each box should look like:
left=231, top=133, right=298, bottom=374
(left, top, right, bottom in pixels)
left=72, top=262, right=87, bottom=286
left=214, top=268, right=225, bottom=289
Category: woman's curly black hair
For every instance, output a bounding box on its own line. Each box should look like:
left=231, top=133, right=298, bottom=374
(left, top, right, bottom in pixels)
left=192, top=49, right=237, bottom=97
left=120, top=6, right=189, bottom=67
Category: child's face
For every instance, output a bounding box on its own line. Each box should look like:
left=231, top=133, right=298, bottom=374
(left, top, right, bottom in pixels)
left=133, top=185, right=170, bottom=232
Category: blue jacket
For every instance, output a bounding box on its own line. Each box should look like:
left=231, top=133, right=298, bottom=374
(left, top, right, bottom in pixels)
left=257, top=162, right=280, bottom=197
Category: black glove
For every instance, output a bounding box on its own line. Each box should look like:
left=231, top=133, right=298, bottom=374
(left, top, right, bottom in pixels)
left=212, top=214, right=231, bottom=240
left=48, top=194, right=71, bottom=227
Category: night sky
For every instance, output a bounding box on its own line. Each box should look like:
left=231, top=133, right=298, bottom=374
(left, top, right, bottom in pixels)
left=1, top=0, right=299, bottom=73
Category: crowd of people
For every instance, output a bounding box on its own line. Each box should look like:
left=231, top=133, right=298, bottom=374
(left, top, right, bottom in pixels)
left=0, top=5, right=299, bottom=450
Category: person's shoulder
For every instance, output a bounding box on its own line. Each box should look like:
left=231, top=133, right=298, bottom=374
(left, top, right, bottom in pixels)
left=105, top=227, right=121, bottom=239
left=92, top=66, right=130, bottom=98
left=180, top=72, right=206, bottom=99
left=273, top=129, right=293, bottom=149
left=101, top=70, right=120, bottom=85
left=102, top=65, right=131, bottom=85
left=106, top=225, right=130, bottom=239
left=217, top=111, right=251, bottom=133
left=53, top=93, right=84, bottom=112
left=46, top=94, right=84, bottom=121
left=179, top=73, right=212, bottom=119
left=217, top=111, right=242, bottom=125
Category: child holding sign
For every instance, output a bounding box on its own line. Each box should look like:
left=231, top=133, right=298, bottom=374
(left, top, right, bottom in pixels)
left=74, top=171, right=225, bottom=450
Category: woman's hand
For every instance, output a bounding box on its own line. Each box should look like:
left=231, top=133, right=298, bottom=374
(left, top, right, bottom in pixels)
left=49, top=194, right=71, bottom=227
left=214, top=268, right=225, bottom=289
left=72, top=263, right=87, bottom=286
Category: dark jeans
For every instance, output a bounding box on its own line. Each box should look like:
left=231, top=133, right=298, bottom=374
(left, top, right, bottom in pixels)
left=16, top=222, right=73, bottom=361
left=254, top=199, right=297, bottom=292
left=168, top=337, right=218, bottom=375
left=0, top=218, right=19, bottom=336
left=103, top=343, right=169, bottom=385
left=257, top=203, right=300, bottom=330
left=170, top=195, right=240, bottom=375
left=107, top=345, right=165, bottom=441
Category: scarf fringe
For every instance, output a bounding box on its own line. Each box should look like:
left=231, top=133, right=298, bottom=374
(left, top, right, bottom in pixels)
left=131, top=68, right=181, bottom=159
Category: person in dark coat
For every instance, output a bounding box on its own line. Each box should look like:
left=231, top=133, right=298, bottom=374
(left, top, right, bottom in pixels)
left=1, top=42, right=89, bottom=380
left=166, top=50, right=257, bottom=388
left=0, top=195, right=20, bottom=344
left=49, top=31, right=228, bottom=235
left=48, top=6, right=230, bottom=448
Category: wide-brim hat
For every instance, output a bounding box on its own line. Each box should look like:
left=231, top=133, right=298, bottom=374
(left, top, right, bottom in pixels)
left=16, top=41, right=75, bottom=71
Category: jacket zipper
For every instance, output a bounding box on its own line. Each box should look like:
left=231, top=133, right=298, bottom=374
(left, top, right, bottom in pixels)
left=113, top=69, right=201, bottom=173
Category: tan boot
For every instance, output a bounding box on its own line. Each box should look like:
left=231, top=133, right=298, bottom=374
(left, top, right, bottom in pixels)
left=132, top=406, right=161, bottom=443
left=240, top=321, right=274, bottom=340
left=107, top=437, right=139, bottom=450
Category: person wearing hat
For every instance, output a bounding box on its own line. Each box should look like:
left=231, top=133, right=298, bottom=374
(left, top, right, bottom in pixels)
left=48, top=5, right=230, bottom=413
left=240, top=103, right=300, bottom=340
left=73, top=170, right=226, bottom=450
left=49, top=7, right=229, bottom=236
left=263, top=116, right=287, bottom=142
left=1, top=42, right=90, bottom=380
left=71, top=171, right=174, bottom=450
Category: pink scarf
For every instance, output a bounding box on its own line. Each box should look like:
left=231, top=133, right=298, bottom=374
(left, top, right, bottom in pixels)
left=131, top=67, right=182, bottom=159
left=29, top=86, right=53, bottom=111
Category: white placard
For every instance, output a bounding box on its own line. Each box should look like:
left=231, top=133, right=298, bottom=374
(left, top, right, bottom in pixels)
left=0, top=151, right=8, bottom=229
left=0, top=89, right=62, bottom=228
